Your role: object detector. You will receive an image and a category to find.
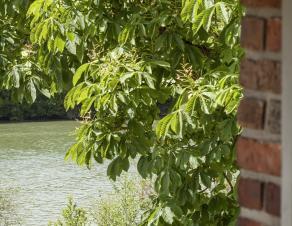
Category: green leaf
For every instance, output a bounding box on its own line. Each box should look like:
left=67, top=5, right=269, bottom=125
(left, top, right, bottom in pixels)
left=67, top=32, right=75, bottom=41
left=170, top=112, right=183, bottom=137
left=154, top=33, right=167, bottom=51
left=199, top=95, right=210, bottom=114
left=162, top=207, right=175, bottom=224
left=76, top=42, right=85, bottom=62
left=204, top=0, right=214, bottom=8
left=146, top=207, right=162, bottom=225
left=137, top=156, right=151, bottom=178
left=143, top=72, right=156, bottom=89
left=174, top=34, right=185, bottom=51
left=118, top=25, right=131, bottom=45
left=28, top=79, right=36, bottom=102
left=65, top=142, right=82, bottom=162
left=201, top=172, right=212, bottom=188
left=148, top=60, right=170, bottom=68
left=217, top=2, right=229, bottom=24
left=39, top=21, right=49, bottom=43
left=107, top=157, right=130, bottom=181
left=12, top=67, right=20, bottom=88
left=39, top=88, right=51, bottom=98
left=181, top=0, right=198, bottom=22
left=73, top=63, right=89, bottom=86
left=202, top=6, right=215, bottom=31
left=156, top=114, right=173, bottom=138
left=27, top=0, right=43, bottom=16
left=189, top=156, right=199, bottom=169
left=185, top=45, right=203, bottom=67
left=80, top=96, right=96, bottom=116
left=54, top=36, right=66, bottom=52
left=160, top=171, right=170, bottom=195
left=200, top=141, right=212, bottom=156
left=192, top=11, right=205, bottom=33
left=66, top=41, right=77, bottom=55
left=120, top=72, right=135, bottom=84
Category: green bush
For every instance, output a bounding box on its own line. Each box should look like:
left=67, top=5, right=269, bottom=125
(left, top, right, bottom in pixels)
left=0, top=189, right=21, bottom=226
left=91, top=176, right=154, bottom=226
left=48, top=197, right=88, bottom=226
left=49, top=175, right=153, bottom=226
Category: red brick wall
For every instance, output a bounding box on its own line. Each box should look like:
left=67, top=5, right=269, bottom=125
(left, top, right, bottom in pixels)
left=238, top=0, right=282, bottom=225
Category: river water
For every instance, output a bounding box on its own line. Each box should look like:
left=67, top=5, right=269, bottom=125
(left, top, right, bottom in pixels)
left=0, top=121, right=115, bottom=225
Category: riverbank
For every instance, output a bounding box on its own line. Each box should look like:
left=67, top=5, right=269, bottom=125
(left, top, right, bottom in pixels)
left=0, top=92, right=78, bottom=122
left=0, top=108, right=78, bottom=122
left=0, top=118, right=75, bottom=123
left=0, top=118, right=77, bottom=124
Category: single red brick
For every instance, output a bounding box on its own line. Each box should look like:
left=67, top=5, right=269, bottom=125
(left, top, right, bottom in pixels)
left=237, top=98, right=265, bottom=130
left=240, top=59, right=258, bottom=90
left=266, top=99, right=281, bottom=134
left=264, top=183, right=281, bottom=216
left=238, top=217, right=262, bottom=226
left=238, top=178, right=263, bottom=210
left=240, top=59, right=281, bottom=94
left=241, top=17, right=265, bottom=51
left=240, top=0, right=281, bottom=8
left=257, top=60, right=281, bottom=94
left=266, top=18, right=282, bottom=52
left=236, top=138, right=281, bottom=176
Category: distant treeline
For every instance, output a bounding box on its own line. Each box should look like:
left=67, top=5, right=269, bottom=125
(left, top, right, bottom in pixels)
left=0, top=91, right=77, bottom=121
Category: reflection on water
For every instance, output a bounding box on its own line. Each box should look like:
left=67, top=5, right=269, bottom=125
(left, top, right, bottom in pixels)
left=0, top=121, right=113, bottom=226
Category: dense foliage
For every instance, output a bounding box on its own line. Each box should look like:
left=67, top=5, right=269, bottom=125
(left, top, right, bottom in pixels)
left=0, top=92, right=72, bottom=121
left=0, top=0, right=244, bottom=225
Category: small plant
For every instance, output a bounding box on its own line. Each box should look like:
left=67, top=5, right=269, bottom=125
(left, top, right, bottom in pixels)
left=48, top=197, right=88, bottom=226
left=49, top=175, right=154, bottom=226
left=91, top=175, right=154, bottom=226
left=0, top=188, right=21, bottom=226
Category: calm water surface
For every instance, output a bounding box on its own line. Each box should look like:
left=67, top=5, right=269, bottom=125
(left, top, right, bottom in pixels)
left=0, top=121, right=114, bottom=225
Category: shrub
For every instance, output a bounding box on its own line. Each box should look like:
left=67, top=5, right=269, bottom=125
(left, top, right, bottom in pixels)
left=48, top=197, right=88, bottom=226
left=49, top=175, right=153, bottom=226
left=0, top=189, right=21, bottom=226
left=91, top=175, right=154, bottom=226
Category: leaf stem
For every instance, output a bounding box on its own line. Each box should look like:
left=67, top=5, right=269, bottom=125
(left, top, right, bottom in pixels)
left=224, top=172, right=233, bottom=193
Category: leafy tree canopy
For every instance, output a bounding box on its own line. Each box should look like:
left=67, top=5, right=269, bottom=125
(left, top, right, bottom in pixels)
left=0, top=0, right=244, bottom=225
